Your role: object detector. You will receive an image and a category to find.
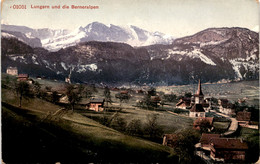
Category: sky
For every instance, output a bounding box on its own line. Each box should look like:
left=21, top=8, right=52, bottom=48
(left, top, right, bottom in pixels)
left=1, top=0, right=259, bottom=37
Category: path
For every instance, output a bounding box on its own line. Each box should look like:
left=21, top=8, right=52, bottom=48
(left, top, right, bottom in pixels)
left=211, top=111, right=238, bottom=136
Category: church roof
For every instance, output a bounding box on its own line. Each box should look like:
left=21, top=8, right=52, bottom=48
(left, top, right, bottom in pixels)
left=190, top=104, right=205, bottom=112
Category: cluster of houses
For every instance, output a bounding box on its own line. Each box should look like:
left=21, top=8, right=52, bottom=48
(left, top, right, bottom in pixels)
left=175, top=80, right=210, bottom=118
left=163, top=133, right=248, bottom=162
left=175, top=80, right=255, bottom=126
left=164, top=79, right=257, bottom=163
left=6, top=66, right=34, bottom=84
left=196, top=133, right=248, bottom=162
left=6, top=66, right=257, bottom=162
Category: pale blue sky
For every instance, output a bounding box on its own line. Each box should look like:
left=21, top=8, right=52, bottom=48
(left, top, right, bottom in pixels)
left=1, top=0, right=259, bottom=37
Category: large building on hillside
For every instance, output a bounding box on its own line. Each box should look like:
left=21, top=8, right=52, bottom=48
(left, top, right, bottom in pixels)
left=6, top=66, right=18, bottom=76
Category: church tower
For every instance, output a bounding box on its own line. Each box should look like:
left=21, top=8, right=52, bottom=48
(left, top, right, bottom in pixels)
left=194, top=79, right=204, bottom=104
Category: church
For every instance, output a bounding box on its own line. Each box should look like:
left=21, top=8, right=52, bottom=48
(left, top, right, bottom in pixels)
left=189, top=80, right=206, bottom=117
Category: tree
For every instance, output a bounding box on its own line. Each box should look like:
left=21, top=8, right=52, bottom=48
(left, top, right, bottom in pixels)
left=163, top=93, right=177, bottom=102
left=198, top=119, right=212, bottom=133
left=32, top=81, right=41, bottom=97
left=126, top=119, right=143, bottom=136
left=184, top=92, right=192, bottom=98
left=45, top=86, right=52, bottom=92
left=65, top=84, right=82, bottom=111
left=148, top=87, right=157, bottom=96
left=115, top=92, right=130, bottom=105
left=15, top=81, right=33, bottom=107
left=145, top=114, right=163, bottom=139
left=110, top=115, right=127, bottom=132
left=173, top=129, right=200, bottom=163
left=104, top=86, right=112, bottom=107
left=85, top=88, right=93, bottom=98
left=51, top=91, right=60, bottom=104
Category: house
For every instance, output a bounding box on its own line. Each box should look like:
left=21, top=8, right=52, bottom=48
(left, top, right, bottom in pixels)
left=236, top=111, right=251, bottom=125
left=209, top=138, right=248, bottom=162
left=199, top=133, right=220, bottom=150
left=115, top=90, right=130, bottom=101
left=162, top=134, right=178, bottom=148
left=36, top=76, right=42, bottom=80
left=219, top=100, right=235, bottom=115
left=17, top=74, right=29, bottom=81
left=87, top=98, right=104, bottom=112
left=28, top=78, right=34, bottom=84
left=202, top=103, right=211, bottom=112
left=176, top=97, right=191, bottom=109
left=59, top=95, right=69, bottom=104
left=193, top=117, right=214, bottom=131
left=6, top=66, right=18, bottom=76
left=150, top=96, right=161, bottom=107
left=218, top=99, right=229, bottom=106
left=120, top=90, right=129, bottom=94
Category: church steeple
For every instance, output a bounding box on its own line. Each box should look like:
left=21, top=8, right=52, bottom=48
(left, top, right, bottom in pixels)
left=194, top=79, right=204, bottom=104
left=196, top=79, right=203, bottom=96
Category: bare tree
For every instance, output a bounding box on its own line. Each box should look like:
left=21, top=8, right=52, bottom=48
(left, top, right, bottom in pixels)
left=126, top=119, right=143, bottom=136
left=32, top=81, right=41, bottom=97
left=15, top=81, right=33, bottom=107
left=65, top=84, right=82, bottom=111
left=104, top=86, right=112, bottom=107
left=145, top=114, right=163, bottom=139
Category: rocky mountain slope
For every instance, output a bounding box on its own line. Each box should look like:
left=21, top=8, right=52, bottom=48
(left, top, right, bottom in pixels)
left=1, top=27, right=259, bottom=85
left=2, top=30, right=42, bottom=48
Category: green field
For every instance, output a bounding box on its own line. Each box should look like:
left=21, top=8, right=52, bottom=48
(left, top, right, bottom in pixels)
left=157, top=80, right=259, bottom=106
left=2, top=97, right=177, bottom=163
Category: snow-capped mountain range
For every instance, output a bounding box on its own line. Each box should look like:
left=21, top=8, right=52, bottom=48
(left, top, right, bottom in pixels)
left=2, top=22, right=174, bottom=51
left=1, top=25, right=259, bottom=85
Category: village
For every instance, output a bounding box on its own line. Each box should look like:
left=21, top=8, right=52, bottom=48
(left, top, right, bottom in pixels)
left=2, top=66, right=260, bottom=163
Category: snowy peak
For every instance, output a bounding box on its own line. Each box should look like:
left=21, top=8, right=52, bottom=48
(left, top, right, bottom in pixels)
left=41, top=22, right=174, bottom=51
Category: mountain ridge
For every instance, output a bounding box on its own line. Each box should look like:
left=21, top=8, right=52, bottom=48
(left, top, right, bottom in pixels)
left=1, top=22, right=175, bottom=51
left=1, top=26, right=258, bottom=85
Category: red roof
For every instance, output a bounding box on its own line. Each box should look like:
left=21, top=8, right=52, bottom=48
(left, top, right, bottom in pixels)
left=120, top=90, right=128, bottom=94
left=18, top=74, right=29, bottom=78
left=176, top=98, right=191, bottom=107
left=210, top=138, right=248, bottom=150
left=190, top=104, right=205, bottom=112
left=200, top=133, right=220, bottom=145
left=236, top=112, right=251, bottom=121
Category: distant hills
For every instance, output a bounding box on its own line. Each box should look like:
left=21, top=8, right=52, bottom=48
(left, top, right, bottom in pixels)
left=1, top=24, right=259, bottom=85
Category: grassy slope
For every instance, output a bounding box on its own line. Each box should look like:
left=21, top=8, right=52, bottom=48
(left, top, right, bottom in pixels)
left=2, top=87, right=177, bottom=163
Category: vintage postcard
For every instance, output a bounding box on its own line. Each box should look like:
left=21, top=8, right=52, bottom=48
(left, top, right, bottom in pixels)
left=1, top=0, right=259, bottom=163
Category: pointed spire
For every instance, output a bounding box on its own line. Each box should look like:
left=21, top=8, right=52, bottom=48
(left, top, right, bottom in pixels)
left=196, top=79, right=203, bottom=95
